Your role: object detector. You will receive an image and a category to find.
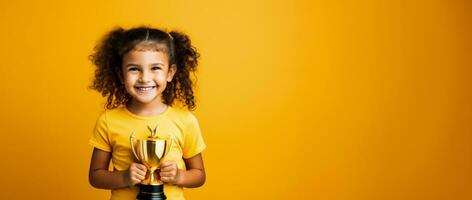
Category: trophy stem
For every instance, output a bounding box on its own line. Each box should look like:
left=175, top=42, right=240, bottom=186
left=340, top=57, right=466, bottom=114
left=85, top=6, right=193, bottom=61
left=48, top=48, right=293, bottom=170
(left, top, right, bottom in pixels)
left=149, top=169, right=155, bottom=183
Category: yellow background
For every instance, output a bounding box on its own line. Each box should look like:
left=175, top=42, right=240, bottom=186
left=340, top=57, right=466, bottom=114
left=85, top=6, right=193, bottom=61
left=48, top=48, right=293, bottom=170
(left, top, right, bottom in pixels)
left=0, top=0, right=471, bottom=199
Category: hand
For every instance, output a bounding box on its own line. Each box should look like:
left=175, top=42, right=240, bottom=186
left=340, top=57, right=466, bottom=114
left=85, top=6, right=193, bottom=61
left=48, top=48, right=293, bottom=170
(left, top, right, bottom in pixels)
left=160, top=160, right=181, bottom=185
left=125, top=163, right=147, bottom=186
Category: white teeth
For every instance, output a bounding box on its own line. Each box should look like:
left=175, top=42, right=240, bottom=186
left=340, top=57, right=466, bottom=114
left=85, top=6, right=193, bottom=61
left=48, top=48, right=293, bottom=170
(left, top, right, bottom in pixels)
left=135, top=86, right=155, bottom=91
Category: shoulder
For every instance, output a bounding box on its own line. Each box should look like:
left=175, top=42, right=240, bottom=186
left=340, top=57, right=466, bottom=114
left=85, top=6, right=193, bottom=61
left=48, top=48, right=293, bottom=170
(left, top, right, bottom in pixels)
left=95, top=107, right=129, bottom=125
left=95, top=109, right=107, bottom=123
left=101, top=106, right=128, bottom=119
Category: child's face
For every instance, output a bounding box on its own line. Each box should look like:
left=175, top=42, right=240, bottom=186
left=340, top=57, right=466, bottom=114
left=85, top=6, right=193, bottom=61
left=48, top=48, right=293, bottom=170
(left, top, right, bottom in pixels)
left=121, top=50, right=176, bottom=106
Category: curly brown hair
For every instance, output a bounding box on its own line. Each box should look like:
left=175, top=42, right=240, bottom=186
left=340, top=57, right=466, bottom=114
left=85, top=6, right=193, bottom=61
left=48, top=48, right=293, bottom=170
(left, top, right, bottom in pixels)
left=89, top=26, right=200, bottom=110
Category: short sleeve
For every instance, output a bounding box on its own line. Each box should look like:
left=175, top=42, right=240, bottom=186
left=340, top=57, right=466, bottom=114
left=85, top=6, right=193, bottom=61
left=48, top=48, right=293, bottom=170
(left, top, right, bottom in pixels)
left=89, top=112, right=112, bottom=152
left=182, top=113, right=206, bottom=159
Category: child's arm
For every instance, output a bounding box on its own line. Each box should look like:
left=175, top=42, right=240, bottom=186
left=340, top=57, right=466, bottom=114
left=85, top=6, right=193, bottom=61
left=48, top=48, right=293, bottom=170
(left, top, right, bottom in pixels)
left=89, top=148, right=147, bottom=189
left=160, top=153, right=206, bottom=188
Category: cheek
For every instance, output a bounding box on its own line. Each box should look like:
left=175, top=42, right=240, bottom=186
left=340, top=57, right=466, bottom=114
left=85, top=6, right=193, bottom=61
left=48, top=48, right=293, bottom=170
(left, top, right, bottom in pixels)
left=157, top=77, right=167, bottom=84
left=123, top=82, right=134, bottom=93
left=123, top=76, right=136, bottom=88
left=154, top=74, right=168, bottom=84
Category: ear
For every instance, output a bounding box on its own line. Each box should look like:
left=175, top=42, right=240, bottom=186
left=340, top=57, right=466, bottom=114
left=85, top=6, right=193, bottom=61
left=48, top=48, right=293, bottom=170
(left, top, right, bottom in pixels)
left=167, top=64, right=177, bottom=82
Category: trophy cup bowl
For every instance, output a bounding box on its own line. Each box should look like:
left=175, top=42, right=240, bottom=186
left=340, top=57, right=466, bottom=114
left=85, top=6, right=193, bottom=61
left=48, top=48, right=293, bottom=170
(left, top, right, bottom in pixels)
left=130, top=132, right=173, bottom=200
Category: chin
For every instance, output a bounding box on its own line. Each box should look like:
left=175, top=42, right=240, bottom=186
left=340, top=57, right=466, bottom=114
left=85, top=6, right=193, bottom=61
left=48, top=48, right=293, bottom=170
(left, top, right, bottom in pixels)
left=133, top=96, right=158, bottom=104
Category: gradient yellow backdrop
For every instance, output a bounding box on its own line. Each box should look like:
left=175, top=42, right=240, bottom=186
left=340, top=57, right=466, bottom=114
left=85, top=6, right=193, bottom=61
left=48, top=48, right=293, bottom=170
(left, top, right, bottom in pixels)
left=0, top=0, right=471, bottom=199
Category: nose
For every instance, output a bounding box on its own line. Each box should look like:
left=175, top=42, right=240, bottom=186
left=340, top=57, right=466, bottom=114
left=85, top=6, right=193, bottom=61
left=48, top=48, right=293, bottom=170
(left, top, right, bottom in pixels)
left=139, top=71, right=152, bottom=83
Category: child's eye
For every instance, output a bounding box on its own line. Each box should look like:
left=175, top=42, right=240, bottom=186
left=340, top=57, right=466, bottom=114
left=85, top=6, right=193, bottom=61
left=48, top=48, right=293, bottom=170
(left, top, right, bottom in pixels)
left=151, top=66, right=162, bottom=71
left=128, top=67, right=139, bottom=72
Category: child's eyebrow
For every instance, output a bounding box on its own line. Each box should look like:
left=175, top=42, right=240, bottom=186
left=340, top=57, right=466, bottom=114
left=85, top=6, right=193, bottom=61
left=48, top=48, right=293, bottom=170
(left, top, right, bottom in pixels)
left=124, top=63, right=164, bottom=68
left=124, top=63, right=141, bottom=68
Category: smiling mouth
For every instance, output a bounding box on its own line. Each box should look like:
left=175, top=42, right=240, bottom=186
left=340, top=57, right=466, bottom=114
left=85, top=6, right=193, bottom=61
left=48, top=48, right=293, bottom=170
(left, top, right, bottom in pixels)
left=134, top=86, right=156, bottom=91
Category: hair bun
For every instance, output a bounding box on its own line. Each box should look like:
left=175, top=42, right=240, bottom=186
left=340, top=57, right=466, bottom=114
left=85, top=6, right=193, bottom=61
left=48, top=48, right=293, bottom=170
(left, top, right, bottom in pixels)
left=169, top=31, right=199, bottom=72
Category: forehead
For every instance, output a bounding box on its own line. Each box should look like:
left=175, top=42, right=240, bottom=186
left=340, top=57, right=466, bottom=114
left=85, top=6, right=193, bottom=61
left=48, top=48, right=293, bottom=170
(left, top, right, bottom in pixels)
left=122, top=49, right=169, bottom=64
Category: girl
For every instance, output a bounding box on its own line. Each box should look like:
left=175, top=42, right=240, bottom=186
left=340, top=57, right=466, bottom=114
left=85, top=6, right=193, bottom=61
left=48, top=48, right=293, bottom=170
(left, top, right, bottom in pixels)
left=88, top=26, right=206, bottom=200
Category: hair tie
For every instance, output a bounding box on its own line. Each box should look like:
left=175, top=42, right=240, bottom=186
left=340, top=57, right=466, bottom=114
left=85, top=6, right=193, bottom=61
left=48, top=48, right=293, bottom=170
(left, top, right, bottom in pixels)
left=167, top=31, right=173, bottom=40
left=144, top=29, right=149, bottom=41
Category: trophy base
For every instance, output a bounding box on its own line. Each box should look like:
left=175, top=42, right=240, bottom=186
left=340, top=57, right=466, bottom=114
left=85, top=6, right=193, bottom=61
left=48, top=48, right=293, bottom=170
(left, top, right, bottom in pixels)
left=136, top=184, right=166, bottom=200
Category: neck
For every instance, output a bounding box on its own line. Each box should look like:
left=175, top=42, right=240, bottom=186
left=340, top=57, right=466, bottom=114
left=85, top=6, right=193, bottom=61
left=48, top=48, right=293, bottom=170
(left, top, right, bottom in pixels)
left=126, top=99, right=168, bottom=117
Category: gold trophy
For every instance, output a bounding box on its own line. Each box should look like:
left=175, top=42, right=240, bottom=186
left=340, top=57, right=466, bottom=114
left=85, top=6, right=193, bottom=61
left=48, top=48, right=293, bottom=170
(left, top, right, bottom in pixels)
left=130, top=125, right=173, bottom=200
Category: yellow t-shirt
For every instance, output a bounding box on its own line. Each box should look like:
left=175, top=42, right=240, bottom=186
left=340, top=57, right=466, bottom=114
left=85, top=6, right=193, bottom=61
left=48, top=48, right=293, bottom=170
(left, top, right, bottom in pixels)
left=89, top=106, right=206, bottom=200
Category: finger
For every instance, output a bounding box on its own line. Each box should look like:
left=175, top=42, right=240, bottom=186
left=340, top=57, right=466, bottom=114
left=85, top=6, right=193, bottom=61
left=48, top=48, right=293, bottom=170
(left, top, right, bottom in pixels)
left=129, top=167, right=146, bottom=177
left=159, top=167, right=172, bottom=172
left=160, top=161, right=176, bottom=168
left=160, top=171, right=175, bottom=177
left=135, top=169, right=146, bottom=177
left=135, top=171, right=146, bottom=180
left=130, top=163, right=142, bottom=172
left=160, top=165, right=177, bottom=172
left=131, top=177, right=143, bottom=184
left=160, top=177, right=167, bottom=182
left=131, top=171, right=145, bottom=180
left=160, top=176, right=171, bottom=183
left=135, top=164, right=148, bottom=171
left=134, top=166, right=147, bottom=175
left=132, top=177, right=141, bottom=185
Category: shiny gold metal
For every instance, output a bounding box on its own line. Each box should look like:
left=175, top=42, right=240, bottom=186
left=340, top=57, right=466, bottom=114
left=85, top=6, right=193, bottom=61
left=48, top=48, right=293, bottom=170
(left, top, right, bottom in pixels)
left=130, top=129, right=173, bottom=185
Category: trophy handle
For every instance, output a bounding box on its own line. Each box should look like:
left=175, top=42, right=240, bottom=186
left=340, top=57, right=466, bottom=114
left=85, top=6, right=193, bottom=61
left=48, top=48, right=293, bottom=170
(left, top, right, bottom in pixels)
left=129, top=131, right=139, bottom=161
left=160, top=134, right=174, bottom=164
